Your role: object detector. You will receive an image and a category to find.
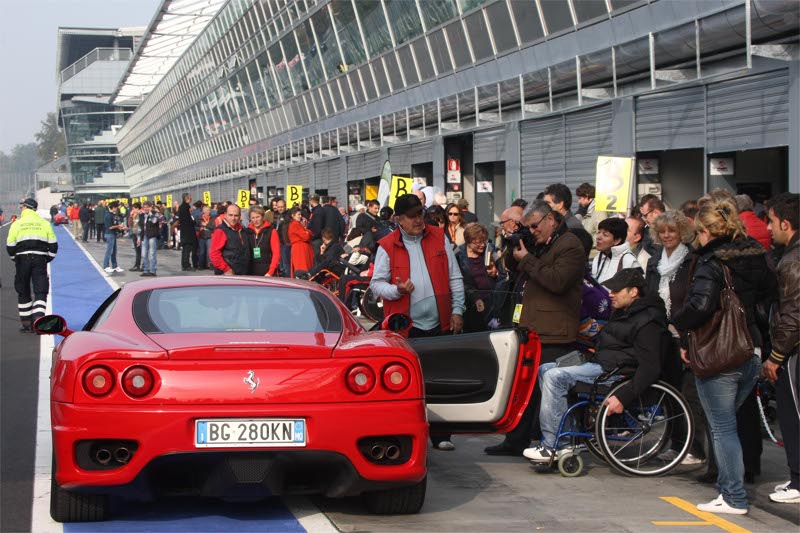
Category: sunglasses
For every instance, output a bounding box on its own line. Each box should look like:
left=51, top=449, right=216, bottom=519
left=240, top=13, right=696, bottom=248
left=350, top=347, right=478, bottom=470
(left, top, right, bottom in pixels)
left=448, top=212, right=460, bottom=217
left=527, top=216, right=545, bottom=230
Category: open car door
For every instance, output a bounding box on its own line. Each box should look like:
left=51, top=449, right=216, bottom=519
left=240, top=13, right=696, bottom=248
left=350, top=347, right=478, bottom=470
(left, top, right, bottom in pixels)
left=408, top=328, right=541, bottom=435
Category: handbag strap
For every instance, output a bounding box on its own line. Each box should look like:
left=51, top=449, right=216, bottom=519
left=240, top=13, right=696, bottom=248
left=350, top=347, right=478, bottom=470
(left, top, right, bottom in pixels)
left=720, top=263, right=735, bottom=291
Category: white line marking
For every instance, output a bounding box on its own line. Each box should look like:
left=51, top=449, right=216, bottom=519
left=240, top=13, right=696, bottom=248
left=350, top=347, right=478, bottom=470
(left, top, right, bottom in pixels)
left=31, top=262, right=62, bottom=533
left=284, top=497, right=340, bottom=533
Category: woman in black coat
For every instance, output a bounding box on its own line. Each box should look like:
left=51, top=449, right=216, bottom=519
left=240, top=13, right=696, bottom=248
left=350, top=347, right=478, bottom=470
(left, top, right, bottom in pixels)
left=671, top=196, right=777, bottom=514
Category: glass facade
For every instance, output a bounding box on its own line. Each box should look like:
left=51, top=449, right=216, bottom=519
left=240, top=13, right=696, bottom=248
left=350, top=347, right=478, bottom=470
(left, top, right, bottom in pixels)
left=120, top=0, right=764, bottom=194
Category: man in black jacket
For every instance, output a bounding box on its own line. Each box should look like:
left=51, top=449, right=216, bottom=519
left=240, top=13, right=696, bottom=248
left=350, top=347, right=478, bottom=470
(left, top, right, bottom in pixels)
left=178, top=193, right=198, bottom=270
left=524, top=268, right=669, bottom=462
left=79, top=203, right=91, bottom=241
left=319, top=196, right=344, bottom=242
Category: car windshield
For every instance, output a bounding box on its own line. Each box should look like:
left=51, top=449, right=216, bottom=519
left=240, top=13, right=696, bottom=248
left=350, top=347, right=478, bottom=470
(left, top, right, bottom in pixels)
left=142, top=286, right=341, bottom=334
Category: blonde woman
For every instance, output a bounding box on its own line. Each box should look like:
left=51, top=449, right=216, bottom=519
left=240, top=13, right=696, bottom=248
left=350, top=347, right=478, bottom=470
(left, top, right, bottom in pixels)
left=672, top=196, right=777, bottom=515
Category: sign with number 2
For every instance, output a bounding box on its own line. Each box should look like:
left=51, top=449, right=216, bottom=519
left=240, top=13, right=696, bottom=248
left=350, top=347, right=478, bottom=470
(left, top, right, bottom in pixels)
left=595, top=156, right=634, bottom=213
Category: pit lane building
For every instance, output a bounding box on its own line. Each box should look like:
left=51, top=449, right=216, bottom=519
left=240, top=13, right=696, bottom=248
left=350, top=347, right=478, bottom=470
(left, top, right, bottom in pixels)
left=115, top=0, right=799, bottom=222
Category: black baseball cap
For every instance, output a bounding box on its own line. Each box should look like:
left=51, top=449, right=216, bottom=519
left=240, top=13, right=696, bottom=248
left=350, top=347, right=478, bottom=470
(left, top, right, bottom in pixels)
left=393, top=194, right=422, bottom=217
left=603, top=268, right=646, bottom=292
left=20, top=198, right=38, bottom=209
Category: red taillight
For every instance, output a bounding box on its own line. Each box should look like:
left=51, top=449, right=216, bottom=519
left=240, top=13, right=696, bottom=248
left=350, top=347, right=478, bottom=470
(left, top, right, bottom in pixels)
left=84, top=366, right=114, bottom=397
left=382, top=363, right=410, bottom=392
left=346, top=364, right=376, bottom=394
left=121, top=366, right=155, bottom=397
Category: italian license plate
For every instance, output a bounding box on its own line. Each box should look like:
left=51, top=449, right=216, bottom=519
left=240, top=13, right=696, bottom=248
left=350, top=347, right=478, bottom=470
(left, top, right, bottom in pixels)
left=195, top=418, right=306, bottom=448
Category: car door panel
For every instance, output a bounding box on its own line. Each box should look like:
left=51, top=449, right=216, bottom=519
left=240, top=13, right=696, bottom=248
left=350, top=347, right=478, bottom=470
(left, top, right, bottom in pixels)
left=409, top=328, right=540, bottom=434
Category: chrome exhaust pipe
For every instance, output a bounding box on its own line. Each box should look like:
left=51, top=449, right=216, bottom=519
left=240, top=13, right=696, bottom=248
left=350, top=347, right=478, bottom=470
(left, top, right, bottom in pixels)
left=114, top=447, right=131, bottom=464
left=95, top=448, right=112, bottom=465
left=385, top=445, right=401, bottom=461
left=370, top=444, right=386, bottom=461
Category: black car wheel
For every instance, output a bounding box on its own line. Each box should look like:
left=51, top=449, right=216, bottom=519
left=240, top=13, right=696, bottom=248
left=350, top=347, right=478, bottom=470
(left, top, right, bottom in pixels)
left=50, top=455, right=108, bottom=522
left=363, top=476, right=426, bottom=515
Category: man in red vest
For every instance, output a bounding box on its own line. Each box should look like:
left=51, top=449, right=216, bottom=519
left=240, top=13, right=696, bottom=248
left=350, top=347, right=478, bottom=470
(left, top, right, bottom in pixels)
left=370, top=193, right=465, bottom=451
left=371, top=193, right=465, bottom=337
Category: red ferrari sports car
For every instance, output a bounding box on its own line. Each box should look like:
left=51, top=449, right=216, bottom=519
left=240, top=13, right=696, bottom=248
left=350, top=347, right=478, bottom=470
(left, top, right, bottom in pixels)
left=36, top=277, right=540, bottom=522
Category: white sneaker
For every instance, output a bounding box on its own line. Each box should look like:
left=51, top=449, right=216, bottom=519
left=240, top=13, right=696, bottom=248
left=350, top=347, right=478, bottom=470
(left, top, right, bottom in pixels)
left=681, top=453, right=704, bottom=465
left=774, top=480, right=791, bottom=492
left=770, top=486, right=800, bottom=504
left=104, top=267, right=113, bottom=273
left=114, top=266, right=124, bottom=272
left=697, top=495, right=748, bottom=515
left=435, top=440, right=455, bottom=451
left=658, top=449, right=679, bottom=462
left=523, top=446, right=566, bottom=463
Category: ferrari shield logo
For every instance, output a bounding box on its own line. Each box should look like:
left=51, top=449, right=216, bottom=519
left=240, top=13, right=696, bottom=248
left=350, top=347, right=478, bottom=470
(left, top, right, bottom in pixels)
left=243, top=371, right=260, bottom=393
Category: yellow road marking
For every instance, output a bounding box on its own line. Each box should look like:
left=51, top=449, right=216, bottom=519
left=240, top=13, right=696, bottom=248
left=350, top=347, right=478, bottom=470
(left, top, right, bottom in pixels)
left=654, top=497, right=751, bottom=533
left=652, top=522, right=714, bottom=526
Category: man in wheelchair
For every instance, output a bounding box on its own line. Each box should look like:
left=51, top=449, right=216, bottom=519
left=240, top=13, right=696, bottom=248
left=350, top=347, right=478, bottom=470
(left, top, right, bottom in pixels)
left=524, top=268, right=669, bottom=463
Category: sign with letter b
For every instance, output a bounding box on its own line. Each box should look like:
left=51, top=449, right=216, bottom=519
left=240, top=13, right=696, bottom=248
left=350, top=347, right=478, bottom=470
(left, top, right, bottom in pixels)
left=287, top=185, right=302, bottom=208
left=388, top=176, right=413, bottom=209
left=595, top=156, right=634, bottom=213
left=203, top=191, right=211, bottom=205
left=237, top=190, right=250, bottom=209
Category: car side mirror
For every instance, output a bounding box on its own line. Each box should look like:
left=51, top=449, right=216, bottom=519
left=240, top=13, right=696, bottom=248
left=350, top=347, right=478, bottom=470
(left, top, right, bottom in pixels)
left=382, top=313, right=413, bottom=334
left=33, top=315, right=73, bottom=337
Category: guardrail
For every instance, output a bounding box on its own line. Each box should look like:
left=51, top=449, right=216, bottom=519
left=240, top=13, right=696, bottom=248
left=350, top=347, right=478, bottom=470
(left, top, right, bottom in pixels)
left=61, top=48, right=133, bottom=84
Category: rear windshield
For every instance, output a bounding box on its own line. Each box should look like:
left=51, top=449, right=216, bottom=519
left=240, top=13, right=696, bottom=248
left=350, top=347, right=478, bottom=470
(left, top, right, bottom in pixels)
left=134, top=286, right=342, bottom=334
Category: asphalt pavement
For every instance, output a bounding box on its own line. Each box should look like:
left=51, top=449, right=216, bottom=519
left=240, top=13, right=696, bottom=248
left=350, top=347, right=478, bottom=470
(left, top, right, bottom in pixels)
left=1, top=222, right=799, bottom=532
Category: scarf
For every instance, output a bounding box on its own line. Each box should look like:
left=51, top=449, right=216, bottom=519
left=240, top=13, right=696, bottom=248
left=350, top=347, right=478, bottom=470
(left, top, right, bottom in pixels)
left=657, top=243, right=689, bottom=316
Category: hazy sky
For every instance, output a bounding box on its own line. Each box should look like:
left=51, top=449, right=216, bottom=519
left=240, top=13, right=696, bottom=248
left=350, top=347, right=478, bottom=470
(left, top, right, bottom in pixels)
left=0, top=0, right=161, bottom=153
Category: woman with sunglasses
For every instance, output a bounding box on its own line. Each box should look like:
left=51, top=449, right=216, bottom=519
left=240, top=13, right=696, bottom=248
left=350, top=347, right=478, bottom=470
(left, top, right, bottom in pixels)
left=445, top=203, right=466, bottom=248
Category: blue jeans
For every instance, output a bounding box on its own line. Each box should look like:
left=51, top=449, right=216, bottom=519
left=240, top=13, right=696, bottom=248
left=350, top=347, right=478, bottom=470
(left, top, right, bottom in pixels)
left=538, top=361, right=609, bottom=450
left=197, top=238, right=210, bottom=268
left=141, top=236, right=158, bottom=273
left=103, top=232, right=117, bottom=268
left=695, top=355, right=760, bottom=510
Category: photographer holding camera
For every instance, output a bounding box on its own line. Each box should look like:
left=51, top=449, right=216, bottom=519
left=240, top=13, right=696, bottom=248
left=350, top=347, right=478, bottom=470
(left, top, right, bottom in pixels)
left=484, top=199, right=587, bottom=456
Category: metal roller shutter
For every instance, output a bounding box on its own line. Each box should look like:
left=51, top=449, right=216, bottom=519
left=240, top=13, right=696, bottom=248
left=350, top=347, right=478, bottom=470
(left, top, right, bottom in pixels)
left=347, top=153, right=365, bottom=180
left=707, top=69, right=790, bottom=153
left=265, top=170, right=286, bottom=192
left=389, top=145, right=411, bottom=174
left=363, top=151, right=385, bottom=178
left=288, top=164, right=311, bottom=188
left=327, top=158, right=345, bottom=201
left=520, top=116, right=565, bottom=201
left=565, top=105, right=613, bottom=193
left=219, top=179, right=235, bottom=203
left=411, top=141, right=433, bottom=163
left=636, top=86, right=705, bottom=151
left=314, top=160, right=330, bottom=191
left=474, top=126, right=506, bottom=163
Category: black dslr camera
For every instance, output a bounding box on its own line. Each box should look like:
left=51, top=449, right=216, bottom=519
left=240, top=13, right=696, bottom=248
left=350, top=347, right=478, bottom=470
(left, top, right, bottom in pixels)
left=504, top=222, right=537, bottom=250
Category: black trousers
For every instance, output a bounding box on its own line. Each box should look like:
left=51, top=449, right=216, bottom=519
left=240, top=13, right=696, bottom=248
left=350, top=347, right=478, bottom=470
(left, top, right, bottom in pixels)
left=500, top=344, right=571, bottom=450
left=704, top=386, right=762, bottom=477
left=131, top=235, right=141, bottom=268
left=95, top=224, right=105, bottom=241
left=81, top=222, right=90, bottom=241
left=777, top=355, right=800, bottom=489
left=181, top=238, right=197, bottom=269
left=14, top=255, right=49, bottom=326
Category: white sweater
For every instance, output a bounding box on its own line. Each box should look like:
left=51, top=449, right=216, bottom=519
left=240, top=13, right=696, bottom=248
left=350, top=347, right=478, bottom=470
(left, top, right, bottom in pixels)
left=591, top=241, right=641, bottom=283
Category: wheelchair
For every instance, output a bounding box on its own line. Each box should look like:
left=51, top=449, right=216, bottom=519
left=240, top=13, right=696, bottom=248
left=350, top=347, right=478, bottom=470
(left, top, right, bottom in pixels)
left=540, top=368, right=694, bottom=478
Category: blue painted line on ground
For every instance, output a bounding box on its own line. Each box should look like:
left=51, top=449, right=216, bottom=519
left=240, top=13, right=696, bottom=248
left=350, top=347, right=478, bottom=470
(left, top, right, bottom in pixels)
left=49, top=226, right=306, bottom=532
left=49, top=226, right=113, bottom=338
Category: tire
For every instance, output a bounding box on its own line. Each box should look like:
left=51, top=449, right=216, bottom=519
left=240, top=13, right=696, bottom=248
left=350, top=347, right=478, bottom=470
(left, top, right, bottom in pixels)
left=50, top=456, right=108, bottom=522
left=558, top=454, right=584, bottom=477
left=364, top=476, right=426, bottom=515
left=596, top=380, right=693, bottom=477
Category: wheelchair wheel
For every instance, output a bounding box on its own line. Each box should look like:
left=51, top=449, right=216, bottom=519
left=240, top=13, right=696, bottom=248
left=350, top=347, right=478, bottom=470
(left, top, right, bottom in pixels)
left=360, top=287, right=384, bottom=322
left=596, top=380, right=693, bottom=477
left=558, top=454, right=583, bottom=477
left=583, top=437, right=605, bottom=463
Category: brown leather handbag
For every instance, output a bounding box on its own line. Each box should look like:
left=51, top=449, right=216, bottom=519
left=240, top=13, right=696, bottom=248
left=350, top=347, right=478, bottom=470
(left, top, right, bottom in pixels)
left=688, top=264, right=754, bottom=378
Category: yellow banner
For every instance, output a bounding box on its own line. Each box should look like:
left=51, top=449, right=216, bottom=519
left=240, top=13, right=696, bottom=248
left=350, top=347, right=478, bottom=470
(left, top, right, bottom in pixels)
left=154, top=195, right=161, bottom=203
left=165, top=194, right=173, bottom=206
left=236, top=190, right=250, bottom=209
left=140, top=196, right=147, bottom=203
left=286, top=185, right=303, bottom=208
left=595, top=156, right=635, bottom=213
left=203, top=191, right=211, bottom=206
left=388, top=176, right=414, bottom=209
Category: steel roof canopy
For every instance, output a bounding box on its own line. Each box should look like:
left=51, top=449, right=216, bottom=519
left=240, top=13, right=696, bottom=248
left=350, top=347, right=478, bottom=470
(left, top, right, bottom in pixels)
left=111, top=0, right=225, bottom=106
